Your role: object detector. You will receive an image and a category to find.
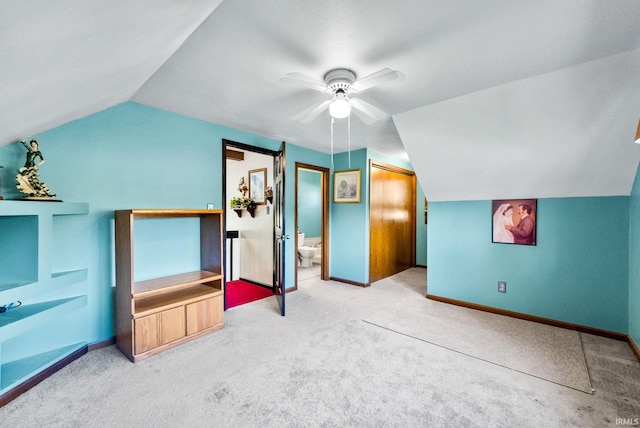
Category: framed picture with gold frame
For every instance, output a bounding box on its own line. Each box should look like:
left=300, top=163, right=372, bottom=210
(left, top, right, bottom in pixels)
left=334, top=169, right=361, bottom=203
left=249, top=168, right=267, bottom=205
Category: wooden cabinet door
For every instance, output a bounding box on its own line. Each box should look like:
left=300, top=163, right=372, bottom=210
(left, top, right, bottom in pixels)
left=159, top=306, right=186, bottom=345
left=186, top=296, right=223, bottom=335
left=134, top=313, right=159, bottom=354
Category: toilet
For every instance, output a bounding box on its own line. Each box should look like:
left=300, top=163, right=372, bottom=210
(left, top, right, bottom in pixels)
left=297, top=233, right=305, bottom=266
left=297, top=233, right=321, bottom=267
left=298, top=246, right=319, bottom=267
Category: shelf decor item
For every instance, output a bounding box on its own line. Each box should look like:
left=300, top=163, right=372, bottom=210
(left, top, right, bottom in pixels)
left=237, top=176, right=248, bottom=197
left=230, top=196, right=250, bottom=209
left=230, top=196, right=252, bottom=217
left=15, top=139, right=58, bottom=200
left=246, top=201, right=257, bottom=218
left=265, top=186, right=273, bottom=204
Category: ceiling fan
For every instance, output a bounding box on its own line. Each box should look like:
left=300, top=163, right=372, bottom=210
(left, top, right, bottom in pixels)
left=280, top=67, right=403, bottom=124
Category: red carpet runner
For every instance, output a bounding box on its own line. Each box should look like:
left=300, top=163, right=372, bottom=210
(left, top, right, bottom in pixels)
left=225, top=280, right=273, bottom=308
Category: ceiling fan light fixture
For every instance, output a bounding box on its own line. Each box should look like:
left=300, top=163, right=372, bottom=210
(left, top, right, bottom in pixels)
left=329, top=92, right=351, bottom=119
left=283, top=67, right=400, bottom=123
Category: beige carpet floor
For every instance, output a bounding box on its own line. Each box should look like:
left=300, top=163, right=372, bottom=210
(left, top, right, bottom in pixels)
left=364, top=305, right=593, bottom=393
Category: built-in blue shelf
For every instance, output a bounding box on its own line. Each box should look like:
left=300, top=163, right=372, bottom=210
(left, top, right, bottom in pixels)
left=0, top=200, right=88, bottom=216
left=52, top=269, right=88, bottom=281
left=0, top=280, right=35, bottom=294
left=0, top=269, right=87, bottom=305
left=1, top=342, right=84, bottom=391
left=0, top=296, right=87, bottom=340
left=0, top=201, right=89, bottom=400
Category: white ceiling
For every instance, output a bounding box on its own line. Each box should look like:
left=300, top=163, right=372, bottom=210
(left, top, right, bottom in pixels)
left=2, top=0, right=640, bottom=200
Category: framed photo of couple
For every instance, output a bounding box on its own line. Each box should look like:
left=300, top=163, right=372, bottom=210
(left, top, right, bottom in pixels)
left=492, top=199, right=537, bottom=246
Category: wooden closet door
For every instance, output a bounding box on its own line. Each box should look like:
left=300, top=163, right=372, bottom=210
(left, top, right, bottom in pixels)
left=369, top=162, right=416, bottom=284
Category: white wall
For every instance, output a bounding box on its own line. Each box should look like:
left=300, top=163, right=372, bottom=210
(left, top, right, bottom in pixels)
left=226, top=150, right=273, bottom=285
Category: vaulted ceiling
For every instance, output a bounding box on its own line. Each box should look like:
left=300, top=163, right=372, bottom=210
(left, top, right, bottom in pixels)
left=2, top=0, right=640, bottom=201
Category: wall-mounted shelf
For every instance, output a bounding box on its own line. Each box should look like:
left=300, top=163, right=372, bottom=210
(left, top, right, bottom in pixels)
left=115, top=209, right=224, bottom=362
left=0, top=296, right=87, bottom=340
left=1, top=342, right=84, bottom=391
left=0, top=201, right=89, bottom=398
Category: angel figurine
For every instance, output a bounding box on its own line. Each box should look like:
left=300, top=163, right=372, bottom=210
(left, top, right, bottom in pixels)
left=238, top=176, right=248, bottom=197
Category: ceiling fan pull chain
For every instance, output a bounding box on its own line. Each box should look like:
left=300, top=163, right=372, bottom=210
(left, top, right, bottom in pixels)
left=330, top=117, right=335, bottom=172
left=348, top=114, right=351, bottom=169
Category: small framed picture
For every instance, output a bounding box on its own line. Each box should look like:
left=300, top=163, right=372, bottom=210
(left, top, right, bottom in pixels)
left=334, top=169, right=361, bottom=203
left=492, top=199, right=537, bottom=245
left=249, top=168, right=267, bottom=205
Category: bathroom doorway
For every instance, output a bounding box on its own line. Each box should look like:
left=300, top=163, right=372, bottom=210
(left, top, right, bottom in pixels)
left=295, top=162, right=329, bottom=287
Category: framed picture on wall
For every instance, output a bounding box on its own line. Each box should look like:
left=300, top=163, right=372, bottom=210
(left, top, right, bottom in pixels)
left=334, top=169, right=361, bottom=203
left=424, top=198, right=428, bottom=224
left=492, top=199, right=537, bottom=245
left=249, top=168, right=267, bottom=204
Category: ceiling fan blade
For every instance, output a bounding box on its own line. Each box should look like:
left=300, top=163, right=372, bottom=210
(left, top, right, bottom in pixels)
left=351, top=68, right=403, bottom=92
left=279, top=72, right=328, bottom=92
left=293, top=99, right=331, bottom=123
left=351, top=98, right=388, bottom=125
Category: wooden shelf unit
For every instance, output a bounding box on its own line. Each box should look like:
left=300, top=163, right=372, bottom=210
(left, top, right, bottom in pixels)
left=115, top=209, right=224, bottom=362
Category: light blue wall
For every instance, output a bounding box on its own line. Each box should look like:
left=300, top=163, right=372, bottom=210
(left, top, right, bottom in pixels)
left=629, top=164, right=640, bottom=345
left=329, top=149, right=369, bottom=283
left=297, top=169, right=322, bottom=238
left=0, top=102, right=331, bottom=343
left=427, top=197, right=630, bottom=333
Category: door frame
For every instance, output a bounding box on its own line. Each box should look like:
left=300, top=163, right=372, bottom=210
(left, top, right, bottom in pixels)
left=294, top=162, right=330, bottom=288
left=221, top=139, right=280, bottom=310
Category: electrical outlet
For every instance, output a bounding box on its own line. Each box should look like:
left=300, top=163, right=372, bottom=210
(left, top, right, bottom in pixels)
left=498, top=281, right=506, bottom=293
left=207, top=203, right=214, bottom=209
